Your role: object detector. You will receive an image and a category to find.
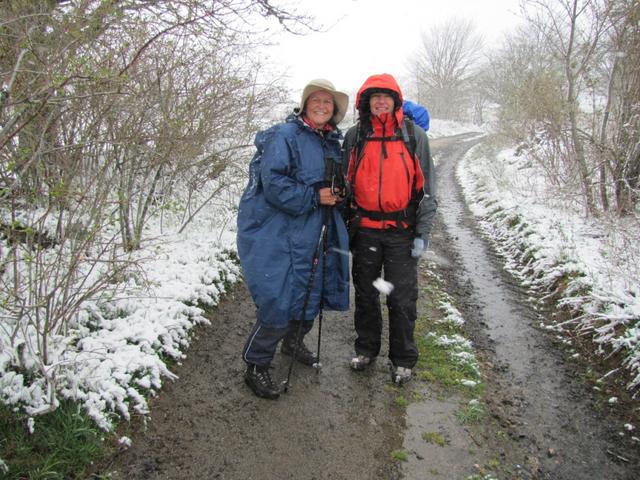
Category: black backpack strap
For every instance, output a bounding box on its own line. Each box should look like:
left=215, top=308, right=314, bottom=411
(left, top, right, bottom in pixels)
left=353, top=118, right=415, bottom=166
left=400, top=118, right=420, bottom=199
left=351, top=123, right=367, bottom=182
left=400, top=117, right=417, bottom=160
left=356, top=204, right=417, bottom=227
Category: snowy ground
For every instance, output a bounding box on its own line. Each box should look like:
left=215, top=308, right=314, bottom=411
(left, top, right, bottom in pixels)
left=1, top=117, right=637, bottom=448
left=457, top=141, right=640, bottom=396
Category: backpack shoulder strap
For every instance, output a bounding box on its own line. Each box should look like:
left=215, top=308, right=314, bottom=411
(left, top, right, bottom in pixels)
left=350, top=122, right=367, bottom=181
left=400, top=117, right=417, bottom=160
left=354, top=122, right=365, bottom=161
left=400, top=117, right=421, bottom=199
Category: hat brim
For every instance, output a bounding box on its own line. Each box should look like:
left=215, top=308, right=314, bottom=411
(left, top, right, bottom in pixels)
left=301, top=85, right=349, bottom=125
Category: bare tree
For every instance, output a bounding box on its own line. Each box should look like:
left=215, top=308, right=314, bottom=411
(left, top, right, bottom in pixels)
left=481, top=23, right=592, bottom=203
left=484, top=24, right=565, bottom=137
left=522, top=0, right=614, bottom=216
left=409, top=17, right=484, bottom=121
left=486, top=1, right=634, bottom=215
left=596, top=0, right=640, bottom=214
left=0, top=0, right=306, bottom=417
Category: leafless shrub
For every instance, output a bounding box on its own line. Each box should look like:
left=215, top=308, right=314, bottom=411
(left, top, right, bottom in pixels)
left=0, top=0, right=304, bottom=416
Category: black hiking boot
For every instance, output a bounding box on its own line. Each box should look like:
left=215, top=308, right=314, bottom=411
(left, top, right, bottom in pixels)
left=244, top=364, right=280, bottom=400
left=281, top=338, right=318, bottom=366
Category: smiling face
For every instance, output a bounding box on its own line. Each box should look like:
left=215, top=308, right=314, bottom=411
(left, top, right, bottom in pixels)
left=369, top=92, right=395, bottom=116
left=304, top=90, right=335, bottom=128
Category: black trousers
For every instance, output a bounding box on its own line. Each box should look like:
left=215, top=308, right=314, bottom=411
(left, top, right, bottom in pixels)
left=352, top=228, right=418, bottom=368
left=242, top=320, right=313, bottom=368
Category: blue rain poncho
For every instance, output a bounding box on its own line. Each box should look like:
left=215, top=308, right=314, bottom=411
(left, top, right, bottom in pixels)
left=237, top=113, right=350, bottom=328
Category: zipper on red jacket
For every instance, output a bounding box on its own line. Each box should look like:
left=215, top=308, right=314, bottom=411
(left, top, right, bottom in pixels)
left=377, top=122, right=386, bottom=216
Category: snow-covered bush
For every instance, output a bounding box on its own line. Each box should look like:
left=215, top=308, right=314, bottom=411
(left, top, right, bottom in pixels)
left=458, top=141, right=640, bottom=393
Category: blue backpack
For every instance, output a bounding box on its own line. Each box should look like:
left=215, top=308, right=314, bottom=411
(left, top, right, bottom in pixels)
left=402, top=100, right=430, bottom=131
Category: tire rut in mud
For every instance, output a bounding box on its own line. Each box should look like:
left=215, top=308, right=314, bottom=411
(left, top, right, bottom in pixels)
left=428, top=134, right=640, bottom=480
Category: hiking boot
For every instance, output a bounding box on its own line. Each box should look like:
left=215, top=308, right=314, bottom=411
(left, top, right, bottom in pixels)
left=350, top=354, right=373, bottom=371
left=392, top=365, right=412, bottom=385
left=281, top=338, right=318, bottom=366
left=244, top=364, right=280, bottom=399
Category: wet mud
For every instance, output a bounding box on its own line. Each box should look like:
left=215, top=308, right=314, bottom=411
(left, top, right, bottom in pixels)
left=97, top=277, right=407, bottom=480
left=95, top=133, right=639, bottom=480
left=426, top=133, right=640, bottom=479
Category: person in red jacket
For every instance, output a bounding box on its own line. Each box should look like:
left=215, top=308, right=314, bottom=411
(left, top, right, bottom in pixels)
left=343, top=73, right=437, bottom=384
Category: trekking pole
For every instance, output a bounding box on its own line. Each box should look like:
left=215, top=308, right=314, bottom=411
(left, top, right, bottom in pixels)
left=282, top=207, right=329, bottom=393
left=313, top=156, right=347, bottom=372
left=314, top=306, right=323, bottom=372
left=314, top=207, right=331, bottom=373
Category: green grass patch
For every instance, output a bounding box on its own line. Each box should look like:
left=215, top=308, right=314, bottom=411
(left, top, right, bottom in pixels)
left=390, top=449, right=408, bottom=462
left=421, top=431, right=446, bottom=446
left=455, top=402, right=486, bottom=424
left=582, top=367, right=601, bottom=384
left=415, top=326, right=483, bottom=398
left=0, top=401, right=106, bottom=480
left=394, top=396, right=409, bottom=408
left=413, top=277, right=490, bottom=430
left=411, top=391, right=426, bottom=402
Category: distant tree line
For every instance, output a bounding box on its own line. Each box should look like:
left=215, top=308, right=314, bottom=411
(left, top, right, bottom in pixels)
left=408, top=0, right=639, bottom=217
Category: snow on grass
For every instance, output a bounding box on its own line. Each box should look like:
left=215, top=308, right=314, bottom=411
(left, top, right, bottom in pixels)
left=0, top=220, right=239, bottom=430
left=438, top=300, right=465, bottom=327
left=457, top=142, right=640, bottom=393
left=119, top=436, right=132, bottom=448
left=426, top=331, right=482, bottom=380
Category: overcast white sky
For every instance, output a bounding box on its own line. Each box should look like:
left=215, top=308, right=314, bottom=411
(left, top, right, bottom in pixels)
left=262, top=0, right=523, bottom=103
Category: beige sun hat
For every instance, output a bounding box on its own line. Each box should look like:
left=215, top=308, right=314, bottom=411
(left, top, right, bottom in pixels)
left=299, top=78, right=349, bottom=125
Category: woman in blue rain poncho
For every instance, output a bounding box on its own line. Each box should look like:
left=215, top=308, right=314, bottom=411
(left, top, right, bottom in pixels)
left=237, top=79, right=350, bottom=399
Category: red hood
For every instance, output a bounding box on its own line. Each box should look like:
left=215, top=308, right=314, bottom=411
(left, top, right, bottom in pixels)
left=356, top=73, right=404, bottom=125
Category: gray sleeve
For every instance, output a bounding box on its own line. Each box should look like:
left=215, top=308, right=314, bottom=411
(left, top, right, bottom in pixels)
left=414, top=126, right=438, bottom=240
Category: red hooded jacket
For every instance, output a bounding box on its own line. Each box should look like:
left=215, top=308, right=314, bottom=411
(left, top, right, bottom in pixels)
left=347, top=74, right=426, bottom=230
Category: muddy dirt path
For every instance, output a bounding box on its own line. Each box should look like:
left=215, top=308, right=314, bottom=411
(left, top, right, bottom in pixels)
left=99, top=280, right=406, bottom=480
left=428, top=133, right=639, bottom=479
left=95, top=133, right=639, bottom=480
